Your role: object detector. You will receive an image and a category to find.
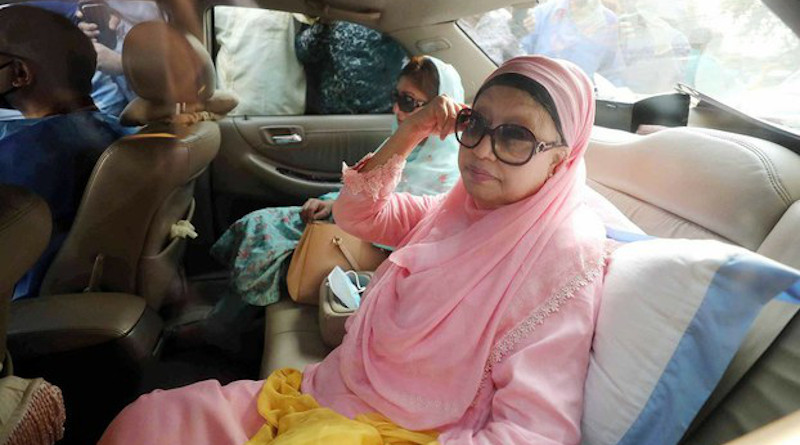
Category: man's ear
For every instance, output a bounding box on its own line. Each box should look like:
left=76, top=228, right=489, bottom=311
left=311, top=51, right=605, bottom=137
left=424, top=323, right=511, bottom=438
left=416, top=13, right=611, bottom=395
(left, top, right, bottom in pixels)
left=10, top=60, right=34, bottom=88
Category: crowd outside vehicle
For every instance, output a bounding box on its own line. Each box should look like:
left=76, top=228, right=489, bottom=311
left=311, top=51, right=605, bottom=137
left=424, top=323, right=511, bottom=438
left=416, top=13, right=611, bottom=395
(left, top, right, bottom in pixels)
left=520, top=0, right=625, bottom=84
left=76, top=0, right=165, bottom=118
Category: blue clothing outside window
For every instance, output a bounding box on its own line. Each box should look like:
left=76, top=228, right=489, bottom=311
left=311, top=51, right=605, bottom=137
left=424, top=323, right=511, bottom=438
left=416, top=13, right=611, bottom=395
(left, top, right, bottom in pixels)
left=25, top=1, right=136, bottom=118
left=521, top=0, right=623, bottom=84
left=0, top=111, right=132, bottom=299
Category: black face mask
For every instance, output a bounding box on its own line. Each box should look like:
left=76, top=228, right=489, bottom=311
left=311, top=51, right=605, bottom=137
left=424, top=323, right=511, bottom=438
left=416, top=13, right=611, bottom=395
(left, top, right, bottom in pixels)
left=0, top=86, right=18, bottom=110
left=0, top=61, right=18, bottom=110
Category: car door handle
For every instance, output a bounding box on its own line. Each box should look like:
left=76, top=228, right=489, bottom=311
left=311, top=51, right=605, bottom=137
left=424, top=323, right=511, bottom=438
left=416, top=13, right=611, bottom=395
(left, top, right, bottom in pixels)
left=271, top=133, right=303, bottom=145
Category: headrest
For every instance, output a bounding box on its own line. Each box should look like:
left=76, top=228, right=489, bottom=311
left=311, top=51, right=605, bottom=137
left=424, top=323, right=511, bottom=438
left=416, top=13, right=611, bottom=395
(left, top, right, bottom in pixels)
left=122, top=22, right=212, bottom=105
left=586, top=127, right=800, bottom=251
left=120, top=22, right=238, bottom=125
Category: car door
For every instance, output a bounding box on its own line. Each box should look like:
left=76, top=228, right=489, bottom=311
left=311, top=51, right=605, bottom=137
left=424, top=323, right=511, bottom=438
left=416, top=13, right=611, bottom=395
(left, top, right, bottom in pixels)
left=201, top=6, right=403, bottom=246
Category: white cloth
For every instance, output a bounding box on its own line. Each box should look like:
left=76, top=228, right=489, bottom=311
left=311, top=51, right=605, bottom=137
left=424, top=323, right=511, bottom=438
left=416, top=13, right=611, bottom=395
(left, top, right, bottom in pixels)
left=214, top=7, right=306, bottom=116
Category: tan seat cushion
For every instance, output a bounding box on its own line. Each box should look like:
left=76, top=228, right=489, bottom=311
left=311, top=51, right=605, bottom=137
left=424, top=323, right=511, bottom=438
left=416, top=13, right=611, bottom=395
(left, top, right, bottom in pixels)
left=261, top=297, right=329, bottom=378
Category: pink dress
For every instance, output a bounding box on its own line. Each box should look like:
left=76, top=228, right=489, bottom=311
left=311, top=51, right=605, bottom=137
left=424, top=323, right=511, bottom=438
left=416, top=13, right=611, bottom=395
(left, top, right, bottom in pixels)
left=301, top=156, right=605, bottom=444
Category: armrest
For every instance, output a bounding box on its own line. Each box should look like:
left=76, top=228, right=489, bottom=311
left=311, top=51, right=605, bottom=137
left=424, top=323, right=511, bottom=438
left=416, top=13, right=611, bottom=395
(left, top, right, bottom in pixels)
left=8, top=293, right=162, bottom=361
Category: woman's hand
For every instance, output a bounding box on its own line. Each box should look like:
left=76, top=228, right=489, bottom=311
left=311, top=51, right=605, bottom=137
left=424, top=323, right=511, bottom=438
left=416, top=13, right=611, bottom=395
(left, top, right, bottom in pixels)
left=300, top=198, right=334, bottom=223
left=358, top=95, right=466, bottom=175
left=400, top=95, right=467, bottom=142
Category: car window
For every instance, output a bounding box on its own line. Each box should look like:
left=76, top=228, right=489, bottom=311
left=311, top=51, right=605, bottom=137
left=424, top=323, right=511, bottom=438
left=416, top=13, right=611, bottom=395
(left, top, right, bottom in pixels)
left=459, top=0, right=800, bottom=131
left=212, top=6, right=408, bottom=116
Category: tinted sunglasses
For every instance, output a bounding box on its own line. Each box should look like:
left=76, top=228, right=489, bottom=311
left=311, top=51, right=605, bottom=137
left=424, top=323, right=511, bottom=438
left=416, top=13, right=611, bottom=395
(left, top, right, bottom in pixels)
left=391, top=90, right=427, bottom=113
left=455, top=108, right=564, bottom=166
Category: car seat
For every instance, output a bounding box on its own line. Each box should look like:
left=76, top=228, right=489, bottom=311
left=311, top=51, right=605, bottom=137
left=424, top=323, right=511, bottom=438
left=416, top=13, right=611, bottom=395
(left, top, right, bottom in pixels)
left=39, top=22, right=237, bottom=315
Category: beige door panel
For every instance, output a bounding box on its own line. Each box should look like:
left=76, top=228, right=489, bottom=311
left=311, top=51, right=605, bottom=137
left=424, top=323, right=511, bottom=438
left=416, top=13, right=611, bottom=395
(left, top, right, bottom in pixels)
left=213, top=115, right=393, bottom=200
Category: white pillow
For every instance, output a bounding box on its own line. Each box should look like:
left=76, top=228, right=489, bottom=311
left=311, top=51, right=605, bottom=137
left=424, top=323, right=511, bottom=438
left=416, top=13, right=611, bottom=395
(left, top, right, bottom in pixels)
left=581, top=239, right=800, bottom=445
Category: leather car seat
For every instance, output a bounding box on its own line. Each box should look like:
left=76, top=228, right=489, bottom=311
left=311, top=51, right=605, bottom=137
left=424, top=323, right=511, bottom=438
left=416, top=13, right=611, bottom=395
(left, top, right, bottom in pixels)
left=584, top=126, right=800, bottom=444
left=0, top=185, right=66, bottom=445
left=0, top=185, right=51, bottom=375
left=39, top=22, right=236, bottom=313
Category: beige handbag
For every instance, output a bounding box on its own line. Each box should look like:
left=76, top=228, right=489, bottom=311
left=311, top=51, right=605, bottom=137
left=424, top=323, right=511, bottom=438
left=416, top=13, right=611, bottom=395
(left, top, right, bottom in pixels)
left=286, top=222, right=388, bottom=304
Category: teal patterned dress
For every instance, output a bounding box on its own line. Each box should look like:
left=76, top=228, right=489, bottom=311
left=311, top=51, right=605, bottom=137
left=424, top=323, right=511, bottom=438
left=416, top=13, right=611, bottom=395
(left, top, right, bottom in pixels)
left=210, top=57, right=465, bottom=306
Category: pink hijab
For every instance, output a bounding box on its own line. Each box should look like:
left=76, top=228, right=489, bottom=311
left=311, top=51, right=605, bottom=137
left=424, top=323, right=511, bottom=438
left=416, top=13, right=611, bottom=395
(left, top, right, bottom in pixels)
left=333, top=56, right=606, bottom=429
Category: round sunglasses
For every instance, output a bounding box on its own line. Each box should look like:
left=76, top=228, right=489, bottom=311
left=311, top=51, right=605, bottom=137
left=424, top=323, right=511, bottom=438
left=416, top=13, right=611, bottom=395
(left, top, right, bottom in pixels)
left=455, top=108, right=564, bottom=166
left=391, top=89, right=427, bottom=113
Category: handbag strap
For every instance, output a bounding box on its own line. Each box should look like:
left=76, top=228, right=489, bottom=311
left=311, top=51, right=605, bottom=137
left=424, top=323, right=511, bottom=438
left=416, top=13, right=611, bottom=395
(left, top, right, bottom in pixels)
left=332, top=236, right=361, bottom=270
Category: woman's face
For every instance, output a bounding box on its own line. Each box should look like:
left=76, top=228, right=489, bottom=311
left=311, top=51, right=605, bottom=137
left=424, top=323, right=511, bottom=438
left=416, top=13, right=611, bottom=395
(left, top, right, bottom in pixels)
left=458, top=85, right=567, bottom=210
left=393, top=75, right=430, bottom=126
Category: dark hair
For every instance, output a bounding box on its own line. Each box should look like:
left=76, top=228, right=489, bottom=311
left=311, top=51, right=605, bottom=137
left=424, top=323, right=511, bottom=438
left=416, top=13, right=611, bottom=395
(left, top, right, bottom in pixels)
left=0, top=6, right=97, bottom=98
left=474, top=73, right=565, bottom=143
left=398, top=56, right=439, bottom=100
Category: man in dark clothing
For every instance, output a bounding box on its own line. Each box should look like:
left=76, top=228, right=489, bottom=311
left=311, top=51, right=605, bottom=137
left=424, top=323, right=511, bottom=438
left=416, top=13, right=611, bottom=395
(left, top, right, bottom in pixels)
left=0, top=5, right=131, bottom=298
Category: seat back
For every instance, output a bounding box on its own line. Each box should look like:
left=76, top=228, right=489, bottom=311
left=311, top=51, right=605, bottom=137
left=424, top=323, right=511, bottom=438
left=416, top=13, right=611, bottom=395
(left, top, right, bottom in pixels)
left=0, top=185, right=51, bottom=373
left=40, top=23, right=234, bottom=311
left=586, top=126, right=800, bottom=443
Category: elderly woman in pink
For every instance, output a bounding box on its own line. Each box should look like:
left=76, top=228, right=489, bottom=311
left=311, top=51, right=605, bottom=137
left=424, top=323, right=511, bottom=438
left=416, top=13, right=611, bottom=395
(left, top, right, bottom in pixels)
left=100, top=55, right=608, bottom=445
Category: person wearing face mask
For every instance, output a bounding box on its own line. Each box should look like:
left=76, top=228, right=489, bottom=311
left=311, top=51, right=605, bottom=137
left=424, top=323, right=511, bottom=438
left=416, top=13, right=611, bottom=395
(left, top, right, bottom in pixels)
left=99, top=54, right=608, bottom=445
left=0, top=6, right=130, bottom=299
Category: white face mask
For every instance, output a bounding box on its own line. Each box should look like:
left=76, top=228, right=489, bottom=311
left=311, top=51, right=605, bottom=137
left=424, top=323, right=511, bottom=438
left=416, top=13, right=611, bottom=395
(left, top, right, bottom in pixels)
left=326, top=266, right=365, bottom=309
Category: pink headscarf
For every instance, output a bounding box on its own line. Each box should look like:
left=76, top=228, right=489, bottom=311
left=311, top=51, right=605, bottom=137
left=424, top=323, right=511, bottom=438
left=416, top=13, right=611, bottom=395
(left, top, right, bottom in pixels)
left=332, top=56, right=606, bottom=429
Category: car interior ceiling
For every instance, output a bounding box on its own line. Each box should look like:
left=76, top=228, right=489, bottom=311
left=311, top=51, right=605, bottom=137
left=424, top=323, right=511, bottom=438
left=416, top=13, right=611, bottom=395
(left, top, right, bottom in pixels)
left=2, top=0, right=800, bottom=444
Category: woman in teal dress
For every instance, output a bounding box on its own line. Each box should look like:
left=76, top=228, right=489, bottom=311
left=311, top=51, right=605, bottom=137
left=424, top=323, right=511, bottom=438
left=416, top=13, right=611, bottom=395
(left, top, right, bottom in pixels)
left=211, top=56, right=465, bottom=307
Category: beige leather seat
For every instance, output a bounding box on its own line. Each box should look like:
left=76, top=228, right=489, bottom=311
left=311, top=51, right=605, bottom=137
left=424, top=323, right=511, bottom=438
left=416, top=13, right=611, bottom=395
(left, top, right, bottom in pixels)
left=585, top=126, right=800, bottom=444
left=0, top=186, right=162, bottom=444
left=0, top=185, right=65, bottom=445
left=39, top=22, right=236, bottom=313
left=0, top=185, right=51, bottom=374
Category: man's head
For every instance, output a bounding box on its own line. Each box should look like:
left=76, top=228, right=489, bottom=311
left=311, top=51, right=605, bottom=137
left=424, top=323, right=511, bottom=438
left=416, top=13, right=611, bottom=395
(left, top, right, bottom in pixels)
left=0, top=5, right=97, bottom=116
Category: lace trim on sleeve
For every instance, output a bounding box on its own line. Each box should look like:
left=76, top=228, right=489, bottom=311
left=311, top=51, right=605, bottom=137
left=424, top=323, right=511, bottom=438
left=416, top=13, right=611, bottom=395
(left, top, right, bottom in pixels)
left=341, top=153, right=407, bottom=201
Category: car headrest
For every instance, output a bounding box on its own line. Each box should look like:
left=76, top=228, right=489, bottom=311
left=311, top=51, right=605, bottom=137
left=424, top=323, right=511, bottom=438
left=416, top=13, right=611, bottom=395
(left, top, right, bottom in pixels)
left=121, top=21, right=237, bottom=125
left=122, top=22, right=207, bottom=104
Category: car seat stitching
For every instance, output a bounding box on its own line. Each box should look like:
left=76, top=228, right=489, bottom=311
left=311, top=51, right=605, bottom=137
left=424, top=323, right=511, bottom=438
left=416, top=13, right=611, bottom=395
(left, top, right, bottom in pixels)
left=706, top=132, right=793, bottom=206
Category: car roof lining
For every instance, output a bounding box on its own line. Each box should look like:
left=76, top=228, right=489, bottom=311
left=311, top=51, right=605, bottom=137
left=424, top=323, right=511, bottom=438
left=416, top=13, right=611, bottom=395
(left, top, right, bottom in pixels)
left=194, top=0, right=524, bottom=32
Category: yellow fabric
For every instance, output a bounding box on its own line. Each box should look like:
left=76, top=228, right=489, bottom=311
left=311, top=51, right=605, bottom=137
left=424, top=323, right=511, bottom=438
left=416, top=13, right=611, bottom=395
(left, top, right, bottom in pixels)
left=246, top=369, right=439, bottom=445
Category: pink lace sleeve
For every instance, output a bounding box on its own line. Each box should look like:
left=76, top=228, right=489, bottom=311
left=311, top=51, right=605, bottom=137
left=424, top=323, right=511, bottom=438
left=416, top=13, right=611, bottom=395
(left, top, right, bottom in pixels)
left=341, top=153, right=406, bottom=201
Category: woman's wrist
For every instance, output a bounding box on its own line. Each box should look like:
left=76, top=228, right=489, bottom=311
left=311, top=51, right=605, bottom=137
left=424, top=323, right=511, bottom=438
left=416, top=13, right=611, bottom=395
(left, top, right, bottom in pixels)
left=393, top=122, right=428, bottom=154
left=360, top=124, right=423, bottom=173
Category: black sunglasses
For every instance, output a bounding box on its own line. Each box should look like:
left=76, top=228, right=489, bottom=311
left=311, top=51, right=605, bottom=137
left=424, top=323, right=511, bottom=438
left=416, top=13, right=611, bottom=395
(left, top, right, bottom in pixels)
left=455, top=108, right=564, bottom=166
left=391, top=90, right=427, bottom=113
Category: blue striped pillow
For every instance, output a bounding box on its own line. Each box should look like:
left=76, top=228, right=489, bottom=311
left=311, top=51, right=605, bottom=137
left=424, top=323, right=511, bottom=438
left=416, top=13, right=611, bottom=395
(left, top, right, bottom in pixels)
left=581, top=238, right=800, bottom=445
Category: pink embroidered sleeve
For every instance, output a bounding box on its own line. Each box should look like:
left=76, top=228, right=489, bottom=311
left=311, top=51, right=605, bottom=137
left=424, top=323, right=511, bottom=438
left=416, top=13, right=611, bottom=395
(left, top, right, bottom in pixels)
left=333, top=153, right=443, bottom=248
left=439, top=283, right=599, bottom=445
